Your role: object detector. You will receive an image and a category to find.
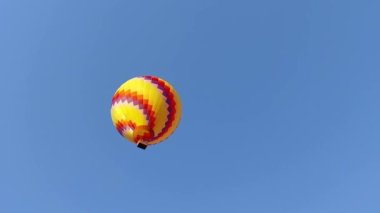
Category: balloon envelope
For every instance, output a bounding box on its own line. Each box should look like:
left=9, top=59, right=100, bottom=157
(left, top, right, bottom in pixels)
left=110, top=76, right=181, bottom=148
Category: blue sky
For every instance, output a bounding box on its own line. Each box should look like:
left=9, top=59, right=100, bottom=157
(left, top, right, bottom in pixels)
left=2, top=0, right=380, bottom=212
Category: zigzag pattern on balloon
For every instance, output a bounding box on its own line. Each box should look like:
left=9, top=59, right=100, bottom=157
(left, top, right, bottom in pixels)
left=111, top=89, right=157, bottom=130
left=115, top=120, right=136, bottom=135
left=142, top=76, right=177, bottom=141
left=133, top=126, right=154, bottom=142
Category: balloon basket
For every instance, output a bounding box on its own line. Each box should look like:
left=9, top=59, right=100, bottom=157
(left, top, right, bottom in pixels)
left=137, top=142, right=147, bottom=150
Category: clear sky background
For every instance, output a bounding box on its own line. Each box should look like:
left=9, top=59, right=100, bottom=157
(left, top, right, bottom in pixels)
left=1, top=0, right=380, bottom=212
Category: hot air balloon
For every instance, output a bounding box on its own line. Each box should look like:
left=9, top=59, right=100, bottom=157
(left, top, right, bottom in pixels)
left=110, top=76, right=181, bottom=149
